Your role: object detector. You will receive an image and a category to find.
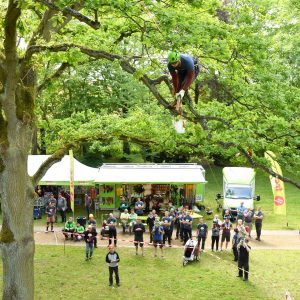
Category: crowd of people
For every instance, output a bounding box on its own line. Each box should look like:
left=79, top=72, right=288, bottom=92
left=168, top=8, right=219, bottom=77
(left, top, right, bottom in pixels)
left=45, top=195, right=264, bottom=286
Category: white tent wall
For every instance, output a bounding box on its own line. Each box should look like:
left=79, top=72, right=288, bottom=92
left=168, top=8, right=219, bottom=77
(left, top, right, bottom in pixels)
left=28, top=155, right=98, bottom=185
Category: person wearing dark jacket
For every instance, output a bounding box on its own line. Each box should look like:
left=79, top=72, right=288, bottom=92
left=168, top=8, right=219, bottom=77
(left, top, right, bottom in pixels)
left=237, top=238, right=251, bottom=281
left=84, top=225, right=95, bottom=260
left=254, top=207, right=264, bottom=241
left=146, top=210, right=157, bottom=244
left=133, top=218, right=146, bottom=256
left=167, top=50, right=200, bottom=111
left=232, top=228, right=239, bottom=262
left=106, top=245, right=120, bottom=287
left=211, top=220, right=220, bottom=251
left=196, top=218, right=208, bottom=251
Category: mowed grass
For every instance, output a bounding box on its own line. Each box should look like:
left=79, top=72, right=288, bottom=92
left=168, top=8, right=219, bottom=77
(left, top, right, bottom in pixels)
left=0, top=245, right=299, bottom=300
left=204, top=167, right=300, bottom=230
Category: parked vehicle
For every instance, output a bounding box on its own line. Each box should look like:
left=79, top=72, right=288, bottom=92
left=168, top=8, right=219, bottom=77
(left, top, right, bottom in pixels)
left=217, top=167, right=260, bottom=218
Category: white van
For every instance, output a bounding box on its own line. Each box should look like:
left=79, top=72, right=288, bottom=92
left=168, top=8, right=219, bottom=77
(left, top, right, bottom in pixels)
left=217, top=167, right=260, bottom=217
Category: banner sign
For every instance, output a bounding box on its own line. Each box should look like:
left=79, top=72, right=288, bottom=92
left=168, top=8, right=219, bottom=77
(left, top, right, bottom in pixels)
left=264, top=151, right=287, bottom=215
left=69, top=150, right=75, bottom=217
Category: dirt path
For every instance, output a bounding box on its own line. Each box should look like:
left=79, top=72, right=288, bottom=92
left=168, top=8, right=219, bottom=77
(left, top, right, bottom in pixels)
left=34, top=226, right=300, bottom=250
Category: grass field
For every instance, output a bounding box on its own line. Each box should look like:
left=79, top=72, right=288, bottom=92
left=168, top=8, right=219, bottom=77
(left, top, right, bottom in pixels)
left=0, top=245, right=298, bottom=300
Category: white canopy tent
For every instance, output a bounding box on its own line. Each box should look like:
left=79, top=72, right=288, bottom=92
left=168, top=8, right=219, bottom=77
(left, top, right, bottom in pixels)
left=94, top=163, right=206, bottom=184
left=28, top=155, right=98, bottom=186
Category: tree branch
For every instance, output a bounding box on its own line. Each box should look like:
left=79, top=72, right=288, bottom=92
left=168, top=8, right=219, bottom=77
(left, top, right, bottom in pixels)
left=32, top=132, right=156, bottom=185
left=36, top=0, right=100, bottom=29
left=37, top=62, right=69, bottom=94
left=239, top=148, right=300, bottom=189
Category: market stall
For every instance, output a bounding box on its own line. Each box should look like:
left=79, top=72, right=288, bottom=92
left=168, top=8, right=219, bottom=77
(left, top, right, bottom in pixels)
left=94, top=163, right=207, bottom=211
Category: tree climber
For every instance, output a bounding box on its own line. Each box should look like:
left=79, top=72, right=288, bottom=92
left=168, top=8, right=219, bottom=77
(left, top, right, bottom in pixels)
left=167, top=50, right=200, bottom=111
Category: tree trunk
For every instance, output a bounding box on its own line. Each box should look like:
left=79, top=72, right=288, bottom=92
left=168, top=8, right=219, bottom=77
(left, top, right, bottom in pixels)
left=31, top=127, right=38, bottom=155
left=0, top=122, right=35, bottom=300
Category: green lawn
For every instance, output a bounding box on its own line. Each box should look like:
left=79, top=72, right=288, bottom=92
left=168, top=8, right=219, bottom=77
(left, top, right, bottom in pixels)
left=0, top=246, right=299, bottom=299
left=204, top=167, right=300, bottom=229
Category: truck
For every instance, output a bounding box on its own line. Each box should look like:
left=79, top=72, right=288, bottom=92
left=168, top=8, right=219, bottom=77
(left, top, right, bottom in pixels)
left=216, top=167, right=260, bottom=218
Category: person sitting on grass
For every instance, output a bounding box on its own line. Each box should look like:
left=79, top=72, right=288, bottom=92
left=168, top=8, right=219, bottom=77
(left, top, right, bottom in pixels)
left=84, top=225, right=95, bottom=261
left=133, top=217, right=145, bottom=256
left=74, top=222, right=85, bottom=241
left=63, top=217, right=76, bottom=239
left=152, top=219, right=164, bottom=258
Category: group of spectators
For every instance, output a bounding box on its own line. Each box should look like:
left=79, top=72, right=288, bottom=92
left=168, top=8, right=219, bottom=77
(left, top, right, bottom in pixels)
left=48, top=196, right=264, bottom=284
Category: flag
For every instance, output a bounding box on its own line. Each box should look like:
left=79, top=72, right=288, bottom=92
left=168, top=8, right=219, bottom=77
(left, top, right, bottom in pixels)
left=69, top=150, right=75, bottom=217
left=264, top=151, right=287, bottom=215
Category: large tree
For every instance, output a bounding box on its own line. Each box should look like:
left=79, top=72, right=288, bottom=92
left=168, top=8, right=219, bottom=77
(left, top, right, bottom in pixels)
left=1, top=0, right=300, bottom=298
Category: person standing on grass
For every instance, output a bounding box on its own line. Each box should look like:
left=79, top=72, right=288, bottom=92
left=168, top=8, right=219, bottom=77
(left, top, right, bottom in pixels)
left=244, top=208, right=254, bottom=238
left=147, top=209, right=157, bottom=244
left=254, top=206, right=264, bottom=241
left=169, top=208, right=176, bottom=239
left=196, top=217, right=208, bottom=251
left=106, top=245, right=120, bottom=287
left=236, top=201, right=246, bottom=222
left=152, top=219, right=164, bottom=258
left=120, top=208, right=130, bottom=234
left=135, top=197, right=145, bottom=216
left=107, top=213, right=117, bottom=246
left=182, top=210, right=193, bottom=244
left=45, top=201, right=56, bottom=233
left=211, top=220, right=220, bottom=251
left=162, top=211, right=172, bottom=247
left=237, top=238, right=251, bottom=281
left=128, top=209, right=138, bottom=235
left=88, top=214, right=98, bottom=248
left=223, top=209, right=232, bottom=221
left=84, top=193, right=92, bottom=218
left=220, top=217, right=232, bottom=251
left=133, top=217, right=145, bottom=256
left=57, top=192, right=67, bottom=223
left=232, top=228, right=239, bottom=262
left=84, top=225, right=95, bottom=260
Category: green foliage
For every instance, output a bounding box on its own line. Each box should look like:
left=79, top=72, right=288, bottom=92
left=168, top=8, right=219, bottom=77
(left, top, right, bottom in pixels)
left=3, top=0, right=298, bottom=182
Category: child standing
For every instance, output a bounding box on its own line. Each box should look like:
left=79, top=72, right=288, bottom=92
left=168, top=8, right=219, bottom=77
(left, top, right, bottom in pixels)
left=106, top=245, right=120, bottom=287
left=84, top=225, right=95, bottom=260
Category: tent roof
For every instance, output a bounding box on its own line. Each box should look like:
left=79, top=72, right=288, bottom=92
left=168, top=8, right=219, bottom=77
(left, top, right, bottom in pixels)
left=28, top=155, right=98, bottom=185
left=94, top=163, right=206, bottom=184
left=223, top=167, right=255, bottom=185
